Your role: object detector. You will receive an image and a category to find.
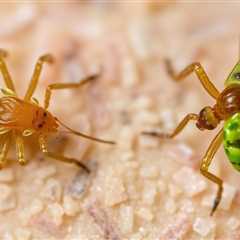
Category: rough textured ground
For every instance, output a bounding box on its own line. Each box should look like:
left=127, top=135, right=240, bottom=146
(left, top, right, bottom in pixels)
left=0, top=2, right=240, bottom=240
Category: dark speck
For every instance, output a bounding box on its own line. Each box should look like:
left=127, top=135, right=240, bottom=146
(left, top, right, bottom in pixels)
left=233, top=72, right=240, bottom=80
left=43, top=112, right=47, bottom=117
left=38, top=123, right=43, bottom=128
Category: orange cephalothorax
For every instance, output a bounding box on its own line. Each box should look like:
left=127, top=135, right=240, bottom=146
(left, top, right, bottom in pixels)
left=0, top=96, right=58, bottom=134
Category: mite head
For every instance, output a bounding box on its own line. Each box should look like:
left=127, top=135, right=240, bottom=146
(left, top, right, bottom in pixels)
left=225, top=61, right=240, bottom=87
left=196, top=106, right=220, bottom=131
left=32, top=108, right=59, bottom=133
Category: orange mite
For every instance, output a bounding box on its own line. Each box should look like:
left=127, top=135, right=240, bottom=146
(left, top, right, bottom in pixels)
left=0, top=49, right=115, bottom=172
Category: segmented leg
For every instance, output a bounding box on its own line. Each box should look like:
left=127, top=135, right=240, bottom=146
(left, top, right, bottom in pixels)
left=0, top=49, right=15, bottom=91
left=165, top=59, right=220, bottom=99
left=142, top=113, right=198, bottom=138
left=44, top=73, right=99, bottom=109
left=0, top=133, right=11, bottom=168
left=16, top=135, right=26, bottom=165
left=200, top=128, right=223, bottom=216
left=24, top=54, right=54, bottom=101
left=39, top=135, right=90, bottom=173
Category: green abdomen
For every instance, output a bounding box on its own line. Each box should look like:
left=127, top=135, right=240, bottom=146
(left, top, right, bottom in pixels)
left=224, top=113, right=240, bottom=171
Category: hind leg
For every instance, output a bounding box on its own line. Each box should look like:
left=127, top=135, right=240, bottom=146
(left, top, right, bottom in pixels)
left=16, top=135, right=26, bottom=165
left=39, top=135, right=90, bottom=173
left=165, top=59, right=220, bottom=99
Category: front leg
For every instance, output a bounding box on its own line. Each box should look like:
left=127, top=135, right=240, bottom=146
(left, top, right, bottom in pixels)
left=142, top=113, right=198, bottom=139
left=39, top=135, right=90, bottom=173
left=165, top=59, right=220, bottom=99
left=16, top=135, right=26, bottom=165
left=0, top=133, right=11, bottom=168
left=43, top=73, right=99, bottom=109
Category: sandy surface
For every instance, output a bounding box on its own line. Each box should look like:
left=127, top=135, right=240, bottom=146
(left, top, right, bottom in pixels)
left=0, top=1, right=239, bottom=240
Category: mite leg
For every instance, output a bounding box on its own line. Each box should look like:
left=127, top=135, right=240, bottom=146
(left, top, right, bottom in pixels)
left=24, top=54, right=54, bottom=101
left=0, top=49, right=15, bottom=91
left=43, top=73, right=99, bottom=109
left=200, top=128, right=223, bottom=216
left=39, top=135, right=90, bottom=173
left=165, top=59, right=220, bottom=99
left=16, top=135, right=26, bottom=165
left=142, top=113, right=198, bottom=139
left=0, top=134, right=11, bottom=168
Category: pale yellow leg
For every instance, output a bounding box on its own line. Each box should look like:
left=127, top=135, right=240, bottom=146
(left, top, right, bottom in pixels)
left=39, top=135, right=90, bottom=173
left=142, top=113, right=198, bottom=138
left=0, top=133, right=11, bottom=168
left=24, top=54, right=54, bottom=101
left=44, top=73, right=99, bottom=109
left=0, top=49, right=15, bottom=91
left=16, top=135, right=26, bottom=165
left=200, top=128, right=223, bottom=216
left=165, top=59, right=220, bottom=99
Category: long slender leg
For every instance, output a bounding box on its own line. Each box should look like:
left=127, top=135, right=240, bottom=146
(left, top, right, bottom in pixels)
left=0, top=49, right=15, bottom=91
left=39, top=135, right=90, bottom=173
left=165, top=59, right=220, bottom=99
left=200, top=128, right=223, bottom=216
left=142, top=113, right=198, bottom=138
left=24, top=54, right=54, bottom=101
left=16, top=135, right=26, bottom=165
left=44, top=73, right=99, bottom=109
left=0, top=133, right=11, bottom=168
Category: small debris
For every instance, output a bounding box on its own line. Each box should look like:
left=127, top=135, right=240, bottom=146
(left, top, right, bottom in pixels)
left=36, top=165, right=57, bottom=180
left=165, top=198, right=177, bottom=214
left=139, top=165, right=159, bottom=179
left=160, top=213, right=191, bottom=240
left=2, top=232, right=14, bottom=240
left=63, top=195, right=81, bottom=217
left=136, top=207, right=154, bottom=222
left=0, top=184, right=16, bottom=212
left=41, top=178, right=62, bottom=202
left=68, top=170, right=90, bottom=198
left=168, top=183, right=182, bottom=198
left=119, top=205, right=134, bottom=234
left=19, top=199, right=44, bottom=225
left=173, top=167, right=207, bottom=197
left=88, top=204, right=121, bottom=240
left=227, top=217, right=240, bottom=231
left=193, top=217, right=215, bottom=237
left=14, top=228, right=32, bottom=240
left=0, top=169, right=14, bottom=182
left=142, top=180, right=157, bottom=205
left=47, top=202, right=65, bottom=226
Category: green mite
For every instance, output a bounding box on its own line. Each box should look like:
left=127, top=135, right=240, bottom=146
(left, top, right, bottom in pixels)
left=142, top=58, right=240, bottom=216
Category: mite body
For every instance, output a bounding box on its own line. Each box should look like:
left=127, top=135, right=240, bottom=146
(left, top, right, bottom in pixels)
left=0, top=96, right=58, bottom=133
left=0, top=49, right=115, bottom=172
left=143, top=58, right=240, bottom=216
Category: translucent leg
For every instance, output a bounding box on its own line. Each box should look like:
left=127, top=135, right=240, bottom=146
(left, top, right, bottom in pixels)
left=16, top=135, right=26, bottom=165
left=24, top=54, right=54, bottom=101
left=165, top=59, right=220, bottom=99
left=142, top=113, right=198, bottom=138
left=0, top=134, right=11, bottom=168
left=0, top=49, right=15, bottom=91
left=44, top=73, right=99, bottom=109
left=39, top=135, right=90, bottom=173
left=200, top=128, right=223, bottom=216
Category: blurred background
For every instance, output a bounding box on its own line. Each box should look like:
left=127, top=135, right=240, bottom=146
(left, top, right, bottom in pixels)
left=0, top=1, right=239, bottom=240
